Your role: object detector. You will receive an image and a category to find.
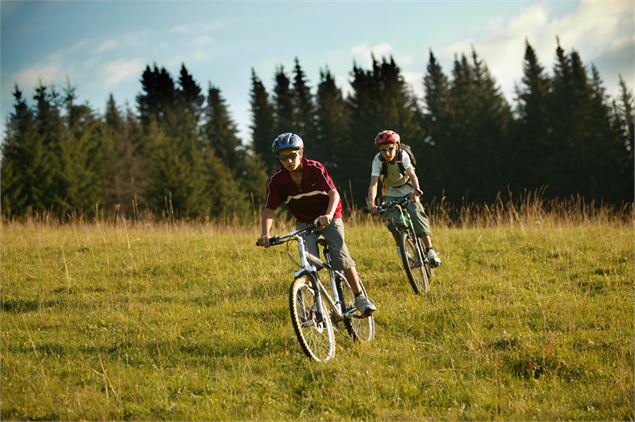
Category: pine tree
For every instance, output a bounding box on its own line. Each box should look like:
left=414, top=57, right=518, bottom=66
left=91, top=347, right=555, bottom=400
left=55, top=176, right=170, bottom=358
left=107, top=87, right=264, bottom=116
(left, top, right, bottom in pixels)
left=273, top=65, right=294, bottom=136
left=59, top=82, right=102, bottom=216
left=143, top=113, right=210, bottom=218
left=249, top=69, right=277, bottom=171
left=136, top=64, right=176, bottom=127
left=345, top=56, right=422, bottom=206
left=422, top=50, right=452, bottom=197
left=316, top=67, right=350, bottom=181
left=513, top=40, right=552, bottom=192
left=33, top=83, right=65, bottom=213
left=101, top=94, right=146, bottom=214
left=1, top=87, right=43, bottom=216
left=177, top=63, right=205, bottom=120
left=204, top=84, right=242, bottom=166
left=613, top=76, right=635, bottom=201
left=291, top=58, right=318, bottom=158
left=203, top=83, right=268, bottom=210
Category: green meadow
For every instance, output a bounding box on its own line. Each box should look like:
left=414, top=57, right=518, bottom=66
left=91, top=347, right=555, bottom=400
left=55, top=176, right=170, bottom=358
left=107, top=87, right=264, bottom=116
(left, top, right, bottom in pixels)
left=1, top=215, right=633, bottom=420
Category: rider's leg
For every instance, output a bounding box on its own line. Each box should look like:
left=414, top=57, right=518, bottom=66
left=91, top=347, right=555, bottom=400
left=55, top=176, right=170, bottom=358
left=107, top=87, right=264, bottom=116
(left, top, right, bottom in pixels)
left=343, top=267, right=363, bottom=295
left=408, top=199, right=441, bottom=266
left=323, top=219, right=376, bottom=315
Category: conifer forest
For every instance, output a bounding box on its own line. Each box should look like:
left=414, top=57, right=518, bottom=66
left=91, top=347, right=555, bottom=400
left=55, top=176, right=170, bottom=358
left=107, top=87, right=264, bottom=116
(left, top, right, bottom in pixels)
left=2, top=42, right=633, bottom=220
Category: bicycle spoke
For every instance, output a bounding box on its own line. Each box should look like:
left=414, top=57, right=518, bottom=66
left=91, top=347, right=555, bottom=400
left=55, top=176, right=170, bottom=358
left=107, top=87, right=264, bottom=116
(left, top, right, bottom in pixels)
left=289, top=277, right=335, bottom=362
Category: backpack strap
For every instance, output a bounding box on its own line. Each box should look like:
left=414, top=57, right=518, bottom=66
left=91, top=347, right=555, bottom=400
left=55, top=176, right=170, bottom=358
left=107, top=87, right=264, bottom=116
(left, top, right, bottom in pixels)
left=380, top=148, right=405, bottom=178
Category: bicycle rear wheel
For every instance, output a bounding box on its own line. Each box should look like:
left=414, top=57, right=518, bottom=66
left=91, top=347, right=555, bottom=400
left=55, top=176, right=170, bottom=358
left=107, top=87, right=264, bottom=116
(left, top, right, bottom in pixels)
left=398, top=229, right=430, bottom=294
left=289, top=275, right=335, bottom=362
left=336, top=275, right=375, bottom=342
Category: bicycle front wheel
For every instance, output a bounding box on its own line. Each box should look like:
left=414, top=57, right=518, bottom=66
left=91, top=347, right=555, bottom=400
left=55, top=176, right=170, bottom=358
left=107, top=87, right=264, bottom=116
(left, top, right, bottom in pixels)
left=289, top=275, right=335, bottom=362
left=398, top=229, right=430, bottom=294
left=418, top=238, right=434, bottom=282
left=336, top=275, right=375, bottom=342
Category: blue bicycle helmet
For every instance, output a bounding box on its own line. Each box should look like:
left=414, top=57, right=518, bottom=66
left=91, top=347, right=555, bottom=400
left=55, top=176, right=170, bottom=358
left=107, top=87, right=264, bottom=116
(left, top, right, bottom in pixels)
left=272, top=133, right=304, bottom=154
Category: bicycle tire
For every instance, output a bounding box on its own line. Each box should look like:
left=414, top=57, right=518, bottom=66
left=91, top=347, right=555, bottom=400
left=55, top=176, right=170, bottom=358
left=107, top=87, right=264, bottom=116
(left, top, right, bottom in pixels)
left=398, top=229, right=430, bottom=294
left=335, top=275, right=375, bottom=342
left=289, top=275, right=335, bottom=362
left=418, top=238, right=434, bottom=283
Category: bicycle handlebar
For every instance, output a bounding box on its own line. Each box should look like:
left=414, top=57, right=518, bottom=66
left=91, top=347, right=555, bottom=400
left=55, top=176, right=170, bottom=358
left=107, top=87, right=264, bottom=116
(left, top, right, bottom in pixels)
left=256, top=223, right=319, bottom=246
left=376, top=197, right=411, bottom=214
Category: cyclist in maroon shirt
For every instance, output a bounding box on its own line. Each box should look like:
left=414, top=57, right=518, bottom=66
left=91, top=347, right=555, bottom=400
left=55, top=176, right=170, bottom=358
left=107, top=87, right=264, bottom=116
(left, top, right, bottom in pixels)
left=257, top=133, right=376, bottom=317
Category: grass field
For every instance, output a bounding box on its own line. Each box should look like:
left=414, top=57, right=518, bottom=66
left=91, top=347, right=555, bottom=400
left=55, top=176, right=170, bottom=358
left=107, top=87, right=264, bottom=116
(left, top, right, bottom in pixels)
left=1, top=215, right=633, bottom=420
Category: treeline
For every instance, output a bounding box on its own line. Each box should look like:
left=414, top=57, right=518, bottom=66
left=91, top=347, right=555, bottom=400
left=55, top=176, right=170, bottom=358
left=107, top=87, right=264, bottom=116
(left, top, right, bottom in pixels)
left=1, top=40, right=633, bottom=220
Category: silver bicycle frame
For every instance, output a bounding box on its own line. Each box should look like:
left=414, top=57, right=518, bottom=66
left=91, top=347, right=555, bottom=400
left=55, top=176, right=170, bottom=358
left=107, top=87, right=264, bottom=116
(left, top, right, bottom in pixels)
left=291, top=233, right=350, bottom=322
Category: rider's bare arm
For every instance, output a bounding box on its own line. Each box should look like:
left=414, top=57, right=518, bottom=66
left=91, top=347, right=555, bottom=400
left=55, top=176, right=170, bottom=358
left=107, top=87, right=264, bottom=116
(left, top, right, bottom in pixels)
left=405, top=168, right=422, bottom=201
left=314, top=189, right=339, bottom=227
left=258, top=207, right=276, bottom=247
left=367, top=176, right=380, bottom=212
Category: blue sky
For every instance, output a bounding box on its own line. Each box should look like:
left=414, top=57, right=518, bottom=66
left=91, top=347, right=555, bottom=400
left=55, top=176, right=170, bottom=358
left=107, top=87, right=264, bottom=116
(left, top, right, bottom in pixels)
left=1, top=0, right=633, bottom=141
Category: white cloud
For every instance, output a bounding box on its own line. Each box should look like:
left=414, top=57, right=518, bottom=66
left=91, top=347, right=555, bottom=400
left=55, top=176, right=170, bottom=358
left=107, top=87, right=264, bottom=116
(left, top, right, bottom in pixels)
left=438, top=0, right=634, bottom=100
left=351, top=42, right=393, bottom=66
left=96, top=39, right=118, bottom=54
left=169, top=22, right=223, bottom=34
left=192, top=35, right=214, bottom=47
left=13, top=64, right=64, bottom=90
left=102, top=58, right=145, bottom=86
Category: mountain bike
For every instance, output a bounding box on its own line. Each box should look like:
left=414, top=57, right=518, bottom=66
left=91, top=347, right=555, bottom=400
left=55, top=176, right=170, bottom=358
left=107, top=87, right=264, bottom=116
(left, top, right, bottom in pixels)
left=263, top=224, right=375, bottom=362
left=377, top=197, right=432, bottom=294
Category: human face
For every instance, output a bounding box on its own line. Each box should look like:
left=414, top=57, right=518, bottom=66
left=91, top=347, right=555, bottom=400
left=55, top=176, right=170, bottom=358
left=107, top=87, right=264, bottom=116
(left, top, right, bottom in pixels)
left=379, top=144, right=398, bottom=162
left=278, top=148, right=302, bottom=171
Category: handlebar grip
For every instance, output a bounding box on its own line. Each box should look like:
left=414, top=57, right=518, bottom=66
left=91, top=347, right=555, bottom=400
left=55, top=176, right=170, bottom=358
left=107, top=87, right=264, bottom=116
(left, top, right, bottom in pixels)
left=256, top=236, right=282, bottom=246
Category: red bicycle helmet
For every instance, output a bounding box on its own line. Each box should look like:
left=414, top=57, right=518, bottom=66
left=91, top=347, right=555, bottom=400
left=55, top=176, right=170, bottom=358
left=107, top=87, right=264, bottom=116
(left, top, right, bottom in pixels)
left=374, top=129, right=400, bottom=145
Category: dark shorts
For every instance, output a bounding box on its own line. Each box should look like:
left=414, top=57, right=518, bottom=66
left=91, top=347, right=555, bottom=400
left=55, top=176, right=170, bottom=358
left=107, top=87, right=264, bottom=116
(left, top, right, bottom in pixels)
left=296, top=218, right=356, bottom=270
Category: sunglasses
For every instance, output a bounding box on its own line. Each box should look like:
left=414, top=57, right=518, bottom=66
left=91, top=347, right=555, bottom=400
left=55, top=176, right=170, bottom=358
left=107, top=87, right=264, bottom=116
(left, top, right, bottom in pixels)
left=278, top=151, right=300, bottom=161
left=380, top=147, right=396, bottom=153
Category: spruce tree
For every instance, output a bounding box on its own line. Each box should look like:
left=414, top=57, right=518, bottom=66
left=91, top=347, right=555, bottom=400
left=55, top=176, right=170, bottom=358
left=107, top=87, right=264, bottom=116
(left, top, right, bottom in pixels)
left=316, top=67, right=350, bottom=182
left=204, top=84, right=241, bottom=166
left=346, top=56, right=422, bottom=206
left=291, top=58, right=318, bottom=158
left=248, top=69, right=277, bottom=171
left=513, top=40, right=551, bottom=192
left=273, top=65, right=294, bottom=136
left=177, top=63, right=205, bottom=120
left=204, top=83, right=268, bottom=210
left=422, top=50, right=452, bottom=197
left=101, top=94, right=146, bottom=214
left=33, top=83, right=65, bottom=213
left=1, top=87, right=43, bottom=216
left=59, top=83, right=102, bottom=216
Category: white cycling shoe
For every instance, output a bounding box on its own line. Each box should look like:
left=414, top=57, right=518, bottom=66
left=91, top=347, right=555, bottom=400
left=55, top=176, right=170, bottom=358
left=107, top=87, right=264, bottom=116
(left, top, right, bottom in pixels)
left=354, top=295, right=377, bottom=318
left=425, top=248, right=442, bottom=268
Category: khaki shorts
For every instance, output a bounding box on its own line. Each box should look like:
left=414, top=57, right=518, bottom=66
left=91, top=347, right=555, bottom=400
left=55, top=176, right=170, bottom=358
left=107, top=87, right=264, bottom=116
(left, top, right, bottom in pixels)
left=296, top=218, right=356, bottom=271
left=385, top=195, right=431, bottom=236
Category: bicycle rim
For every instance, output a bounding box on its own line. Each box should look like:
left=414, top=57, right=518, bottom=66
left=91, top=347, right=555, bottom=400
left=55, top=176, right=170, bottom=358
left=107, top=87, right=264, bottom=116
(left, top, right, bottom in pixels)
left=289, top=276, right=335, bottom=362
left=337, top=276, right=375, bottom=342
left=418, top=238, right=434, bottom=287
left=398, top=230, right=430, bottom=294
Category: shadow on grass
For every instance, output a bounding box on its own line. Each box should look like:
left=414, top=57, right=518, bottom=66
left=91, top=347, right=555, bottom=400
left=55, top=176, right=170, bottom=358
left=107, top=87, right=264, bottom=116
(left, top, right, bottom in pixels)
left=6, top=335, right=293, bottom=362
left=1, top=298, right=71, bottom=314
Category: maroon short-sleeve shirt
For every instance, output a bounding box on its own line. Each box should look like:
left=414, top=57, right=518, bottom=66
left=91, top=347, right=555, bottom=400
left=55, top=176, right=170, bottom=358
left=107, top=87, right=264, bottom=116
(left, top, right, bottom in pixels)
left=264, top=158, right=343, bottom=223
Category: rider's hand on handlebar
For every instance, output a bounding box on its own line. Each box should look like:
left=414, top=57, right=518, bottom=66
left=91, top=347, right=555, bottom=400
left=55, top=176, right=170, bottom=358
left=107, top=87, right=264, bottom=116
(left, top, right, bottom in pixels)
left=314, top=214, right=332, bottom=229
left=256, top=235, right=271, bottom=248
left=367, top=204, right=379, bottom=215
left=409, top=189, right=422, bottom=203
